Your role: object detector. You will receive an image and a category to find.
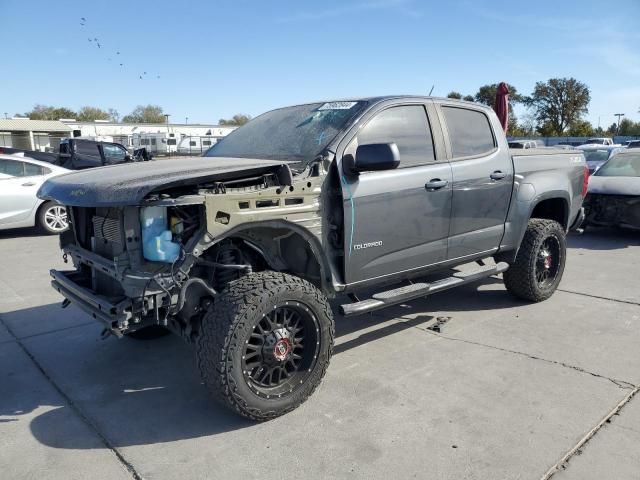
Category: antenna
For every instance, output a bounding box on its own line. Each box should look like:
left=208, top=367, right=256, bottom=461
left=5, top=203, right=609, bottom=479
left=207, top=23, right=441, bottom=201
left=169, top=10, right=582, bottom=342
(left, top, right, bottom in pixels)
left=428, top=85, right=435, bottom=96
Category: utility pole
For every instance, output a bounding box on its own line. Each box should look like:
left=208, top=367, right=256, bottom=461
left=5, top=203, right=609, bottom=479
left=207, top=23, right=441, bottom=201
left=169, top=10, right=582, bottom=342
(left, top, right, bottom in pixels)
left=614, top=113, right=625, bottom=135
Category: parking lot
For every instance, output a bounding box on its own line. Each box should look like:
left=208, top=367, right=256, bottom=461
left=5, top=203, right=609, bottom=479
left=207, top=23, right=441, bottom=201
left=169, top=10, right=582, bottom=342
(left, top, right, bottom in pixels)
left=1, top=227, right=639, bottom=479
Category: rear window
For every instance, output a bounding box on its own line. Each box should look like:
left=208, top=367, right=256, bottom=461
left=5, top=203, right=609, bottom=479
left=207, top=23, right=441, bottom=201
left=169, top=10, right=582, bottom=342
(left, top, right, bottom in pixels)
left=23, top=162, right=44, bottom=176
left=167, top=139, right=176, bottom=145
left=442, top=107, right=495, bottom=158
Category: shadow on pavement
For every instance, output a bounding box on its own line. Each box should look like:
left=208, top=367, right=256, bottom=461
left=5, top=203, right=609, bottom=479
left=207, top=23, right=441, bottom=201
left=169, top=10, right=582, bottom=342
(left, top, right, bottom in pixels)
left=0, top=227, right=49, bottom=239
left=569, top=227, right=640, bottom=251
left=4, top=264, right=539, bottom=449
left=0, top=300, right=438, bottom=449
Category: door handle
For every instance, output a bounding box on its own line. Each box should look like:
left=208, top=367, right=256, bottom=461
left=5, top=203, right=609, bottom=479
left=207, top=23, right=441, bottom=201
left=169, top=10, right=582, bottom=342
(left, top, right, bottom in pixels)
left=425, top=179, right=448, bottom=191
left=21, top=182, right=36, bottom=187
left=490, top=171, right=507, bottom=180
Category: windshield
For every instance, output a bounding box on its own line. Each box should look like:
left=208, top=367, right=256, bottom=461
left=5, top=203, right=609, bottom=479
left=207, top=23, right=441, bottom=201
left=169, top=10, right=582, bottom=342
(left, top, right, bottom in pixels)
left=595, top=153, right=640, bottom=177
left=582, top=149, right=611, bottom=164
left=204, top=101, right=369, bottom=167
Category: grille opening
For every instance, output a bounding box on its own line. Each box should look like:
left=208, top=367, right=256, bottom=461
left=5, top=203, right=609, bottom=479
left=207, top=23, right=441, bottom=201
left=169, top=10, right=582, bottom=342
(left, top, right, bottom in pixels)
left=238, top=201, right=250, bottom=209
left=285, top=197, right=304, bottom=206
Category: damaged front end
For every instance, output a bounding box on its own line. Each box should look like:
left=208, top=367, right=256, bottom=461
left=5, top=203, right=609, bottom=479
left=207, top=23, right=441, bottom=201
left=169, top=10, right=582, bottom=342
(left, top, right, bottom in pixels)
left=40, top=157, right=329, bottom=340
left=583, top=193, right=640, bottom=229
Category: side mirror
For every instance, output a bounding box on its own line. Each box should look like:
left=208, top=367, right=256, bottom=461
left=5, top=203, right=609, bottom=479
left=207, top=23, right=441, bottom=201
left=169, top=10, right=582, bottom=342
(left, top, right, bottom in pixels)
left=342, top=143, right=400, bottom=176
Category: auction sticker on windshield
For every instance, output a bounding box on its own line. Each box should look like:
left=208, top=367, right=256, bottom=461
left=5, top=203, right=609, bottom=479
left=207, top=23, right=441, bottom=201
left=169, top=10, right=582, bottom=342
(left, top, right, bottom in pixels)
left=318, top=101, right=358, bottom=110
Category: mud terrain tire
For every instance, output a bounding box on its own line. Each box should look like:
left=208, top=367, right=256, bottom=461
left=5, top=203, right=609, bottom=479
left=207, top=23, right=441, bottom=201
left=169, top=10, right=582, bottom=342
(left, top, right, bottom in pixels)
left=196, top=271, right=334, bottom=421
left=504, top=219, right=566, bottom=302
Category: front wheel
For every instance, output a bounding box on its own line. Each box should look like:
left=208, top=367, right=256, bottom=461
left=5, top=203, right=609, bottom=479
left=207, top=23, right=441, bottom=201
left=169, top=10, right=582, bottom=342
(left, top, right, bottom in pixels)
left=196, top=271, right=334, bottom=421
left=38, top=201, right=68, bottom=234
left=503, top=219, right=566, bottom=302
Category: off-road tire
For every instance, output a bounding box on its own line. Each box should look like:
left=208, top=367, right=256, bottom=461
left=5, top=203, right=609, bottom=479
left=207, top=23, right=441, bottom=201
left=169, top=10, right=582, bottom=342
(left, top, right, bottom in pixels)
left=503, top=218, right=566, bottom=302
left=125, top=325, right=170, bottom=340
left=196, top=271, right=334, bottom=421
left=37, top=201, right=68, bottom=234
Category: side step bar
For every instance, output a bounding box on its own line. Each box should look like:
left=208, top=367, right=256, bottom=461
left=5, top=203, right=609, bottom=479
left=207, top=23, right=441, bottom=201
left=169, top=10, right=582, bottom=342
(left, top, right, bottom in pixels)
left=339, top=262, right=509, bottom=316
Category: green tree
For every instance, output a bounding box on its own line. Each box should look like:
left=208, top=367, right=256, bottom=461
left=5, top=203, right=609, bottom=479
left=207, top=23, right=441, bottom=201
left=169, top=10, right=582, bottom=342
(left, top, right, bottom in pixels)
left=219, top=114, right=251, bottom=126
left=567, top=119, right=594, bottom=137
left=76, top=106, right=110, bottom=121
left=605, top=123, right=617, bottom=136
left=525, top=78, right=590, bottom=135
left=107, top=108, right=120, bottom=123
left=122, top=105, right=166, bottom=123
left=618, top=118, right=640, bottom=136
left=25, top=104, right=76, bottom=120
left=446, top=91, right=462, bottom=99
left=463, top=95, right=475, bottom=102
left=474, top=83, right=524, bottom=106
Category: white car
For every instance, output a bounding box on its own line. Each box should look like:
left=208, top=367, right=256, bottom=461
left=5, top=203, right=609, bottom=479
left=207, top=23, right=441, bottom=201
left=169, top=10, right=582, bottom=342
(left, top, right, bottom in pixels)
left=0, top=154, right=70, bottom=234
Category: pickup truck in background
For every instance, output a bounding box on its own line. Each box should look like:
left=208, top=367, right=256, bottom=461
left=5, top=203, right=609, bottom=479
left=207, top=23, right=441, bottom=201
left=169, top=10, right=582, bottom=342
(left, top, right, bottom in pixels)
left=39, top=96, right=588, bottom=420
left=0, top=138, right=150, bottom=170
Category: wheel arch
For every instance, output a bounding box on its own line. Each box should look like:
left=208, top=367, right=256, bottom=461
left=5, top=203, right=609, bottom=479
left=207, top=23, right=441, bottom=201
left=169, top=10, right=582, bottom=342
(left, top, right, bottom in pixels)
left=198, top=219, right=336, bottom=295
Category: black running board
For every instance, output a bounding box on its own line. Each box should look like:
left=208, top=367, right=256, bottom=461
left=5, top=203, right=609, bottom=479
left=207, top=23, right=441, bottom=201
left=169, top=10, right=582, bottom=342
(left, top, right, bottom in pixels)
left=339, top=262, right=509, bottom=316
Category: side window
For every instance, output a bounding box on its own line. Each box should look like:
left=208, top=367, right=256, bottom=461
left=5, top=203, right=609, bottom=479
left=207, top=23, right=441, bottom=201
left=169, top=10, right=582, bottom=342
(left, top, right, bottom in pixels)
left=102, top=144, right=127, bottom=162
left=75, top=140, right=101, bottom=157
left=189, top=140, right=197, bottom=147
left=355, top=105, right=435, bottom=167
left=23, top=162, right=45, bottom=176
left=442, top=106, right=495, bottom=158
left=167, top=139, right=177, bottom=145
left=0, top=159, right=25, bottom=177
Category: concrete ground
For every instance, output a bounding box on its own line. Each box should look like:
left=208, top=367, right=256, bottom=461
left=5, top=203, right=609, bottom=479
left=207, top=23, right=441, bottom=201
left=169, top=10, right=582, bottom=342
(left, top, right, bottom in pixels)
left=1, top=227, right=639, bottom=480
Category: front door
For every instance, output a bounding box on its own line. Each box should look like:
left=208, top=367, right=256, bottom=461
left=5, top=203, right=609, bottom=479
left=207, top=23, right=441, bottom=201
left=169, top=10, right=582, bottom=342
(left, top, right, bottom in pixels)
left=340, top=104, right=452, bottom=285
left=439, top=104, right=513, bottom=259
left=0, top=159, right=40, bottom=226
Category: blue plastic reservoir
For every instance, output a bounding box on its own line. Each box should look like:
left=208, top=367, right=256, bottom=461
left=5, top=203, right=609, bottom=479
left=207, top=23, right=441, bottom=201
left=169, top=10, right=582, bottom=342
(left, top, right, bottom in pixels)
left=140, top=206, right=180, bottom=263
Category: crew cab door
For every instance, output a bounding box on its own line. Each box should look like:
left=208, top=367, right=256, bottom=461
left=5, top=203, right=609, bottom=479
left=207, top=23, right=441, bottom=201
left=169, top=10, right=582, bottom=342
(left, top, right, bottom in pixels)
left=438, top=104, right=513, bottom=259
left=339, top=102, right=452, bottom=285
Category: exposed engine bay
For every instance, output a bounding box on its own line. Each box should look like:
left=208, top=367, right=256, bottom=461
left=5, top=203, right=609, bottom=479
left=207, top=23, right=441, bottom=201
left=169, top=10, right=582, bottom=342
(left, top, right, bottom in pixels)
left=48, top=158, right=344, bottom=341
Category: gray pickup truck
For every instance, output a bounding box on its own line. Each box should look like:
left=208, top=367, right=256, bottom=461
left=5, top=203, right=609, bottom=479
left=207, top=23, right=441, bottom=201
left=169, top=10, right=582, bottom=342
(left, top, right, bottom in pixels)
left=39, top=96, right=587, bottom=420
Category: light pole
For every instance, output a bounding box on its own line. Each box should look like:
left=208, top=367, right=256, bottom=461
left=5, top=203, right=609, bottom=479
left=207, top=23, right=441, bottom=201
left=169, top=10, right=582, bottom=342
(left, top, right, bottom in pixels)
left=185, top=116, right=188, bottom=124
left=164, top=114, right=170, bottom=124
left=614, top=113, right=625, bottom=135
left=3, top=112, right=7, bottom=119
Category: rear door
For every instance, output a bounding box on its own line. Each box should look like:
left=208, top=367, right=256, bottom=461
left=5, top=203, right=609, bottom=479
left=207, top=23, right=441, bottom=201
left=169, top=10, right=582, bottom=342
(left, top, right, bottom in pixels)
left=339, top=102, right=452, bottom=285
left=438, top=104, right=513, bottom=259
left=72, top=140, right=103, bottom=168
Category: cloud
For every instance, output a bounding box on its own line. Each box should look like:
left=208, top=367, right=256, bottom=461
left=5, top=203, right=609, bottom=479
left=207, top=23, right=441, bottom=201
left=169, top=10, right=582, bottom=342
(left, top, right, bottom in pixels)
left=277, top=0, right=421, bottom=23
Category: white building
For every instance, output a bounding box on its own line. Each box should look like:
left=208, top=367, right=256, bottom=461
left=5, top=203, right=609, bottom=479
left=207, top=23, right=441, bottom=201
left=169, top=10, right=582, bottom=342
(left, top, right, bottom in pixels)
left=0, top=119, right=72, bottom=151
left=61, top=120, right=237, bottom=151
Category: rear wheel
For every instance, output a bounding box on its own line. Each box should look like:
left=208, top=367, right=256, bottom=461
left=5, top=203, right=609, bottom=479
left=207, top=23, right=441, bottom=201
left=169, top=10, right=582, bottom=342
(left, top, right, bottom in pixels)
left=503, top=219, right=566, bottom=302
left=196, top=271, right=334, bottom=421
left=38, top=201, right=68, bottom=234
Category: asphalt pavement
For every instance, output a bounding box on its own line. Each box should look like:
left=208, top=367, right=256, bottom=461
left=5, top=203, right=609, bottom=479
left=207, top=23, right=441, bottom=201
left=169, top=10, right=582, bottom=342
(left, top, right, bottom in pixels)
left=1, top=227, right=639, bottom=479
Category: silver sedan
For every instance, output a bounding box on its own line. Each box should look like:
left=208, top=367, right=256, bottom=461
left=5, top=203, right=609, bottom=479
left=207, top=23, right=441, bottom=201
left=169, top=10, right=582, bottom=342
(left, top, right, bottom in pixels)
left=0, top=154, right=70, bottom=234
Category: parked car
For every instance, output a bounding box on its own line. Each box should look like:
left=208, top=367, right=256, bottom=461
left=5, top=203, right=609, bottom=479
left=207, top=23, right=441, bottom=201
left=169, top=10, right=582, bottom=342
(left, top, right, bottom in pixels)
left=577, top=145, right=625, bottom=174
left=0, top=138, right=151, bottom=170
left=626, top=140, right=640, bottom=149
left=508, top=140, right=538, bottom=149
left=39, top=96, right=587, bottom=420
left=583, top=137, right=614, bottom=146
left=583, top=150, right=640, bottom=230
left=0, top=154, right=70, bottom=234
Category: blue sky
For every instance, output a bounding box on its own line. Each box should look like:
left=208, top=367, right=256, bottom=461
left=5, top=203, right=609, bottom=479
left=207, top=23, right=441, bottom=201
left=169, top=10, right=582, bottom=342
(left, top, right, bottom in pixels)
left=1, top=0, right=639, bottom=127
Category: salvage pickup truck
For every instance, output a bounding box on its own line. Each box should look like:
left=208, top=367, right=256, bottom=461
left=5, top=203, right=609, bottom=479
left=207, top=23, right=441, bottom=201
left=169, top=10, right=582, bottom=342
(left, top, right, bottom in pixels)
left=39, top=96, right=588, bottom=420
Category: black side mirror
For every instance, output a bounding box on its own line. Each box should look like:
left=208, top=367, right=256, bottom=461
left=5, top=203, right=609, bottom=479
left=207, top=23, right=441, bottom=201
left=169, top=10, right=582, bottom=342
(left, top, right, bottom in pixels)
left=342, top=143, right=400, bottom=176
